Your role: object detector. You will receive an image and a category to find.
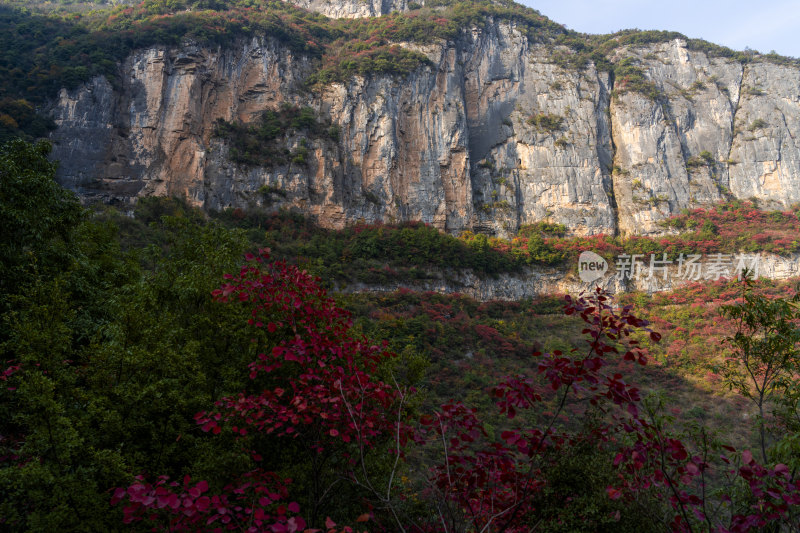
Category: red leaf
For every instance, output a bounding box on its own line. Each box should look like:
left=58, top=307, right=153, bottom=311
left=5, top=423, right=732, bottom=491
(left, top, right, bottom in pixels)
left=742, top=450, right=753, bottom=465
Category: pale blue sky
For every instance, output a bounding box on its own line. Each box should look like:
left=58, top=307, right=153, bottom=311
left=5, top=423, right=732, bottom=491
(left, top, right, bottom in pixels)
left=526, top=0, right=800, bottom=58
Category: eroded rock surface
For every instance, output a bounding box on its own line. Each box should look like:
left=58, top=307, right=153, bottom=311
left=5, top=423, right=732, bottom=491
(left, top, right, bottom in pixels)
left=49, top=29, right=800, bottom=236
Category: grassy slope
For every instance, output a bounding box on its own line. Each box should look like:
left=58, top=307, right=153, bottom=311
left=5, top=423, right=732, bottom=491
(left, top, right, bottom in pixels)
left=209, top=200, right=800, bottom=286
left=118, top=198, right=800, bottom=450
left=339, top=288, right=759, bottom=449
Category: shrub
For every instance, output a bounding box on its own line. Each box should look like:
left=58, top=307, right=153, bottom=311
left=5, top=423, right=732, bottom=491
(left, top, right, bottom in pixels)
left=214, top=105, right=330, bottom=168
left=526, top=113, right=563, bottom=132
left=258, top=184, right=287, bottom=201
left=612, top=57, right=661, bottom=100
left=686, top=151, right=714, bottom=168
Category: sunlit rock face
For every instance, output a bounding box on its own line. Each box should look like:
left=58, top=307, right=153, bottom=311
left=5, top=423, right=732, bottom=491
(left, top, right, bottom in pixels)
left=50, top=30, right=800, bottom=237
left=285, top=0, right=410, bottom=19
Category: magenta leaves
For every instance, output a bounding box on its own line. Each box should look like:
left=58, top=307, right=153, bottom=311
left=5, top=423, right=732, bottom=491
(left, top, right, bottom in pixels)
left=198, top=250, right=400, bottom=452
left=111, top=472, right=305, bottom=532
left=112, top=250, right=398, bottom=531
left=110, top=256, right=800, bottom=532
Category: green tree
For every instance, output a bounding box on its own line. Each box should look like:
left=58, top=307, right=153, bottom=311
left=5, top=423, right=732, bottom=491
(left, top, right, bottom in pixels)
left=0, top=142, right=265, bottom=530
left=721, top=279, right=800, bottom=463
left=0, top=211, right=260, bottom=531
left=0, top=138, right=83, bottom=310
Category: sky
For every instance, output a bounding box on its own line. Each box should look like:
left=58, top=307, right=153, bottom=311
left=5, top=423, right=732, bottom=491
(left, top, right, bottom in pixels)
left=525, top=0, right=800, bottom=58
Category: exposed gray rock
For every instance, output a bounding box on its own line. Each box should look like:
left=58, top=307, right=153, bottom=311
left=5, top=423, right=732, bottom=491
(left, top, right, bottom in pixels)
left=728, top=62, right=800, bottom=206
left=609, top=40, right=744, bottom=234
left=48, top=31, right=800, bottom=237
left=285, top=0, right=408, bottom=18
left=342, top=251, right=800, bottom=301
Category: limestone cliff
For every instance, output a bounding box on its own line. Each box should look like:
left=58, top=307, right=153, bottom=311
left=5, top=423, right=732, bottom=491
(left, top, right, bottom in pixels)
left=285, top=0, right=408, bottom=18
left=608, top=41, right=800, bottom=234
left=343, top=250, right=800, bottom=301
left=48, top=19, right=800, bottom=237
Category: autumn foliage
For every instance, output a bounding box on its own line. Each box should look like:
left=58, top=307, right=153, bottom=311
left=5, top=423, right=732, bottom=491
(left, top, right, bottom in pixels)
left=112, top=250, right=401, bottom=530
left=6, top=140, right=800, bottom=533
left=108, top=251, right=800, bottom=531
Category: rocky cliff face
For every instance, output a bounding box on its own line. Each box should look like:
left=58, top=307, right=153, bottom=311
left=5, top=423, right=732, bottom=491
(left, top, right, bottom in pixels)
left=286, top=0, right=408, bottom=18
left=609, top=41, right=800, bottom=234
left=343, top=251, right=800, bottom=301
left=48, top=19, right=800, bottom=237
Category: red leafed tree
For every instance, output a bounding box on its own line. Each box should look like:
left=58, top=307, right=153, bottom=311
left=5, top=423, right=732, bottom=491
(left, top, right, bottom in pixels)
left=409, top=288, right=800, bottom=532
left=113, top=252, right=800, bottom=532
left=113, top=250, right=404, bottom=530
left=409, top=289, right=659, bottom=531
left=197, top=250, right=400, bottom=451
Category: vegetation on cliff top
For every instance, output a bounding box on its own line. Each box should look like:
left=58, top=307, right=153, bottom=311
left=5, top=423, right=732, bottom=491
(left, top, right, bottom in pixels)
left=210, top=199, right=800, bottom=286
left=464, top=199, right=800, bottom=267
left=3, top=0, right=799, bottom=141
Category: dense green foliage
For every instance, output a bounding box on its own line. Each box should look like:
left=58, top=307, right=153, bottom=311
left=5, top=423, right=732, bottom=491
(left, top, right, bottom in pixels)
left=205, top=200, right=800, bottom=288
left=212, top=208, right=520, bottom=282
left=213, top=105, right=336, bottom=167
left=0, top=139, right=83, bottom=306
left=0, top=140, right=343, bottom=529
left=0, top=98, right=55, bottom=144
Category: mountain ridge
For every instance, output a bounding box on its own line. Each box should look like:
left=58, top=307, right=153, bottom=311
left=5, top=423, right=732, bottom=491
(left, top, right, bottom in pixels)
left=3, top=0, right=800, bottom=237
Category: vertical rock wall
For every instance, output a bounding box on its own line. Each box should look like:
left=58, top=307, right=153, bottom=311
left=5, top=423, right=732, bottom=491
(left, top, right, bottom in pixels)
left=49, top=28, right=800, bottom=236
